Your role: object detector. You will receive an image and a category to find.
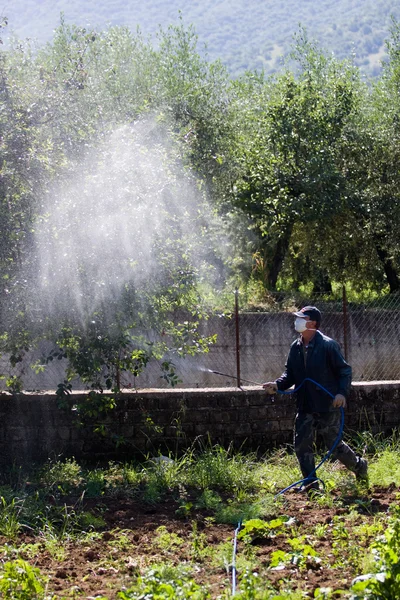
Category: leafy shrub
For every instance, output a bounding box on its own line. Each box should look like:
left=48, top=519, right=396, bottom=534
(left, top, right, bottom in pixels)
left=351, top=507, right=400, bottom=598
left=0, top=559, right=46, bottom=599
left=39, top=457, right=82, bottom=495
left=117, top=564, right=210, bottom=599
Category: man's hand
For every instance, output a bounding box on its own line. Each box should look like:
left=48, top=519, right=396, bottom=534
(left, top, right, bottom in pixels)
left=333, top=393, right=346, bottom=408
left=263, top=381, right=278, bottom=395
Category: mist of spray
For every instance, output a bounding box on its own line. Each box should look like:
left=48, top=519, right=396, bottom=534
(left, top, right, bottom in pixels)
left=32, top=117, right=230, bottom=329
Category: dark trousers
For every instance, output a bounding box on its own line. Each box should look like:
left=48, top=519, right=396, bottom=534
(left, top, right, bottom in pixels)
left=294, top=410, right=359, bottom=479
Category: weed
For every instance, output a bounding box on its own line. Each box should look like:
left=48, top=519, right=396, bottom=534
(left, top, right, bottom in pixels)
left=215, top=501, right=258, bottom=525
left=175, top=500, right=193, bottom=518
left=0, top=496, right=24, bottom=539
left=214, top=496, right=277, bottom=525
left=85, top=469, right=106, bottom=497
left=189, top=520, right=208, bottom=561
left=233, top=568, right=312, bottom=598
left=78, top=510, right=107, bottom=530
left=0, top=559, right=47, bottom=599
left=154, top=525, right=184, bottom=551
left=270, top=537, right=320, bottom=570
left=142, top=479, right=162, bottom=504
left=42, top=537, right=67, bottom=561
left=313, top=523, right=329, bottom=539
left=369, top=448, right=400, bottom=486
left=107, top=529, right=135, bottom=552
left=117, top=563, right=210, bottom=599
left=238, top=517, right=294, bottom=544
left=122, top=464, right=142, bottom=486
left=39, top=457, right=82, bottom=496
left=187, top=443, right=258, bottom=493
left=350, top=506, right=400, bottom=599
left=195, top=489, right=223, bottom=511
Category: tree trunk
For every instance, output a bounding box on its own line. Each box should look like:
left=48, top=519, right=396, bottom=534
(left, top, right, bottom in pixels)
left=267, top=224, right=294, bottom=289
left=312, top=269, right=333, bottom=294
left=375, top=244, right=400, bottom=293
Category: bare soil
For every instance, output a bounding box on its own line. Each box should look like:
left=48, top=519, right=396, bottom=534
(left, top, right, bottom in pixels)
left=7, top=483, right=397, bottom=598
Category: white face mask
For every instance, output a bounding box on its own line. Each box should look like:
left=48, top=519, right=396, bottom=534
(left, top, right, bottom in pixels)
left=294, top=317, right=308, bottom=333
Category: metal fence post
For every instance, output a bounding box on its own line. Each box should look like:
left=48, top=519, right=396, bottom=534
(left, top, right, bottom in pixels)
left=235, top=289, right=241, bottom=387
left=342, top=284, right=349, bottom=361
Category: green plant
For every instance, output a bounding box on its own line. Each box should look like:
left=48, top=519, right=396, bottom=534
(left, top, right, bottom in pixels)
left=175, top=500, right=193, bottom=518
left=269, top=536, right=320, bottom=570
left=0, top=559, right=47, bottom=599
left=55, top=380, right=72, bottom=409
left=78, top=510, right=106, bottom=531
left=142, top=478, right=163, bottom=504
left=0, top=496, right=24, bottom=538
left=195, top=489, right=223, bottom=511
left=42, top=537, right=67, bottom=561
left=368, top=449, right=400, bottom=487
left=154, top=525, right=184, bottom=551
left=187, top=444, right=258, bottom=493
left=232, top=568, right=308, bottom=599
left=6, top=375, right=23, bottom=394
left=85, top=468, right=106, bottom=497
left=350, top=507, right=400, bottom=598
left=160, top=360, right=182, bottom=387
left=189, top=520, right=208, bottom=561
left=313, top=523, right=328, bottom=539
left=238, top=517, right=294, bottom=544
left=39, top=457, right=82, bottom=495
left=117, top=564, right=210, bottom=599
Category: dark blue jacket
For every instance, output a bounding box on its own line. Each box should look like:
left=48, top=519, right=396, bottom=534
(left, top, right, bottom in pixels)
left=275, top=330, right=352, bottom=413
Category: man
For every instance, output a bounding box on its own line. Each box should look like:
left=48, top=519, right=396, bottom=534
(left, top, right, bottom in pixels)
left=263, top=306, right=368, bottom=490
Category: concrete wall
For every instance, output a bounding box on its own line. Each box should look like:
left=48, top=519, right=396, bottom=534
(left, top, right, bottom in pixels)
left=0, top=382, right=399, bottom=466
left=3, top=310, right=400, bottom=391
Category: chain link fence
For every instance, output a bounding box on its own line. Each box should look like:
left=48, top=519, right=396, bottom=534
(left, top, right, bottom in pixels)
left=2, top=289, right=400, bottom=390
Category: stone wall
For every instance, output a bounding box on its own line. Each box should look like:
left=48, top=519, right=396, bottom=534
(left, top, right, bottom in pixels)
left=0, top=382, right=399, bottom=466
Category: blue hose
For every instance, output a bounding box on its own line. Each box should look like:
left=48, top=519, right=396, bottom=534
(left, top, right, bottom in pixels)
left=274, top=377, right=345, bottom=496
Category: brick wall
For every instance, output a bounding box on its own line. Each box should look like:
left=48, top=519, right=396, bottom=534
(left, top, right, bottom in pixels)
left=0, top=382, right=398, bottom=466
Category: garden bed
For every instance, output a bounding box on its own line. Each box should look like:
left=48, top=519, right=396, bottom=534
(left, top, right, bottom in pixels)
left=0, top=444, right=398, bottom=598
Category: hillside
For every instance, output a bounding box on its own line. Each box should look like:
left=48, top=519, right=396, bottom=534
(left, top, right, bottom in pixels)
left=3, top=0, right=400, bottom=77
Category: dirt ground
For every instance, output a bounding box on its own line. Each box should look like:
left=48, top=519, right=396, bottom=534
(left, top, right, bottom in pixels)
left=6, top=483, right=397, bottom=599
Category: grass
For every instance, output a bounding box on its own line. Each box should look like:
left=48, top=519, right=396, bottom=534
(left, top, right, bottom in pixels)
left=0, top=433, right=400, bottom=597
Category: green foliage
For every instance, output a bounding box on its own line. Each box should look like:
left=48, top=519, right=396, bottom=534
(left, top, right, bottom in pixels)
left=350, top=507, right=400, bottom=598
left=5, top=375, right=23, bottom=394
left=4, top=13, right=400, bottom=392
left=269, top=536, right=320, bottom=570
left=232, top=568, right=309, bottom=598
left=231, top=30, right=370, bottom=291
left=0, top=560, right=46, bottom=600
left=0, top=496, right=23, bottom=538
left=55, top=380, right=72, bottom=409
left=0, top=445, right=399, bottom=597
left=0, top=19, right=222, bottom=392
left=39, top=457, right=83, bottom=499
left=185, top=444, right=259, bottom=492
left=238, top=517, right=294, bottom=544
left=78, top=510, right=106, bottom=530
left=154, top=525, right=185, bottom=551
left=117, top=564, right=210, bottom=599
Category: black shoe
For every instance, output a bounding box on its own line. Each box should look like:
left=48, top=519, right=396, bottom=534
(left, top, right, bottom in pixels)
left=302, top=480, right=320, bottom=496
left=355, top=457, right=368, bottom=481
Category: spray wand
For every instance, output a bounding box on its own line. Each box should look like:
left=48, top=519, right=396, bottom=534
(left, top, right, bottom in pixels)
left=206, top=369, right=262, bottom=386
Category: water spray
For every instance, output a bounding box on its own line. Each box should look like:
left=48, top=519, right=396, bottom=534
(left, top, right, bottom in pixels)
left=205, top=369, right=262, bottom=386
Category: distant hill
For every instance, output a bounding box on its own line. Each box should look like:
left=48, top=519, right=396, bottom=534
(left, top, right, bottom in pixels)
left=3, top=0, right=400, bottom=77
